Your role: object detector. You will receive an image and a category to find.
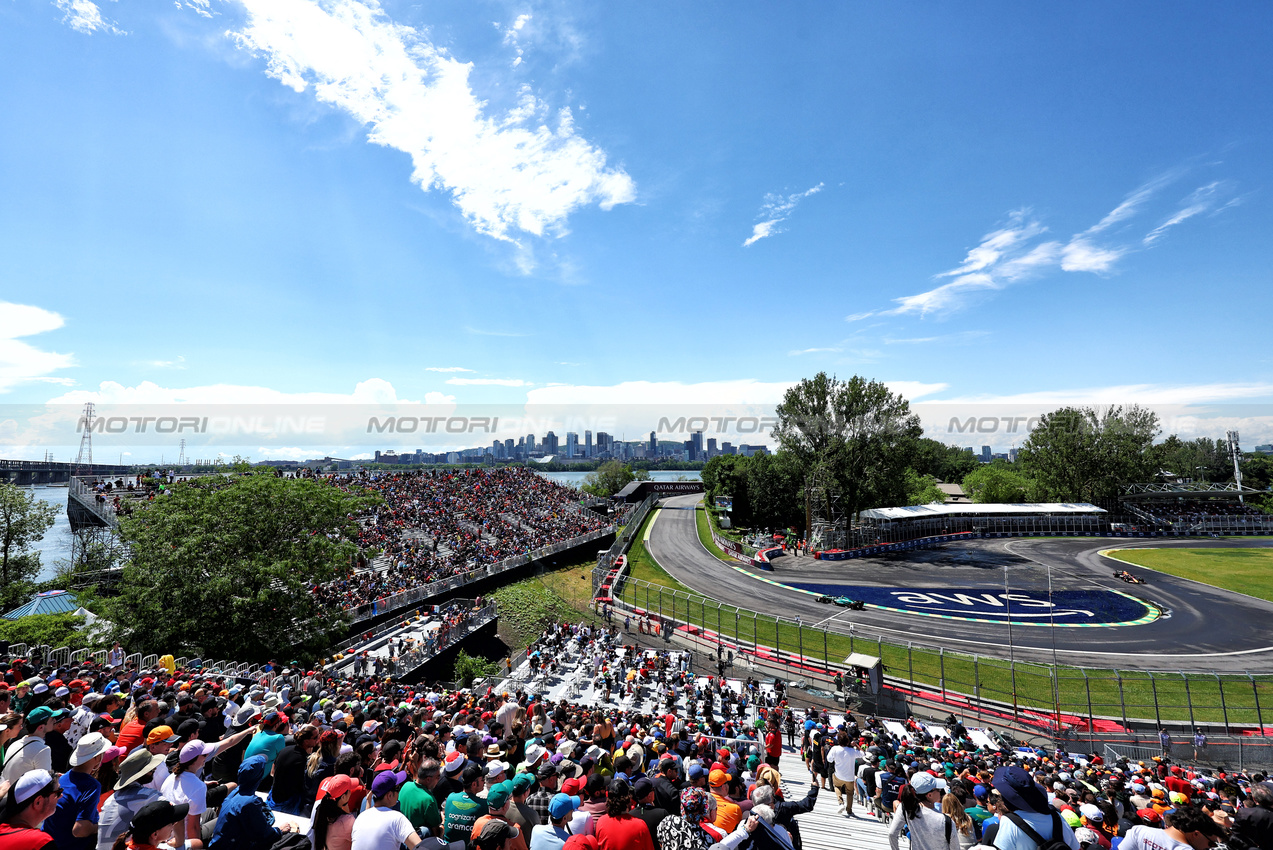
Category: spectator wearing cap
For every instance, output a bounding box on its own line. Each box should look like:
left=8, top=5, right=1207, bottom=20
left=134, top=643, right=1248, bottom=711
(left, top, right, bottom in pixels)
left=652, top=759, right=681, bottom=816
left=529, top=793, right=579, bottom=850
left=433, top=750, right=466, bottom=807
left=631, top=777, right=669, bottom=850
left=399, top=755, right=443, bottom=838
left=209, top=706, right=261, bottom=785
left=709, top=769, right=742, bottom=833
left=572, top=774, right=609, bottom=837
left=990, top=765, right=1079, bottom=850
left=889, top=771, right=959, bottom=850
left=115, top=701, right=160, bottom=756
left=160, top=739, right=215, bottom=848
left=0, top=705, right=61, bottom=783
left=44, top=731, right=111, bottom=850
left=139, top=726, right=179, bottom=792
left=508, top=772, right=540, bottom=834
left=472, top=780, right=528, bottom=850
left=119, top=800, right=189, bottom=850
left=528, top=761, right=561, bottom=825
left=478, top=818, right=520, bottom=850
left=206, top=754, right=297, bottom=850
left=443, top=764, right=488, bottom=844
left=0, top=769, right=60, bottom=849
left=97, top=749, right=166, bottom=850
left=309, top=774, right=358, bottom=850
left=350, top=770, right=422, bottom=850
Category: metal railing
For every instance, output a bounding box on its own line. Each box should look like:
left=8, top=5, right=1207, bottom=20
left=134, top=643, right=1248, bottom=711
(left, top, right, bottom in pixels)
left=344, top=525, right=616, bottom=624
left=598, top=570, right=1273, bottom=742
left=390, top=602, right=499, bottom=677
left=593, top=493, right=657, bottom=596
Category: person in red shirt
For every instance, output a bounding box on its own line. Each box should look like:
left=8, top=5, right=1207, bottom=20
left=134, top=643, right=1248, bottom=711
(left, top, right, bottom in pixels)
left=594, top=779, right=654, bottom=850
left=764, top=721, right=783, bottom=768
left=1164, top=767, right=1193, bottom=800
left=0, top=769, right=61, bottom=850
left=115, top=701, right=160, bottom=755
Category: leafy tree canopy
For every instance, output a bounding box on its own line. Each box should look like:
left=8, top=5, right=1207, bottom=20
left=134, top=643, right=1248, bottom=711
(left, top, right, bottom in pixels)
left=580, top=460, right=648, bottom=497
left=0, top=613, right=90, bottom=651
left=963, top=462, right=1040, bottom=503
left=110, top=470, right=380, bottom=661
left=0, top=482, right=59, bottom=612
left=1017, top=405, right=1159, bottom=502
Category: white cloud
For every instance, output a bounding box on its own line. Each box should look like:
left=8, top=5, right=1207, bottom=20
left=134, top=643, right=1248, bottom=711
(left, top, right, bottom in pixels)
left=230, top=0, right=635, bottom=245
left=927, top=382, right=1273, bottom=406
left=855, top=169, right=1238, bottom=320
left=0, top=303, right=76, bottom=393
left=46, top=377, right=454, bottom=405
left=527, top=379, right=794, bottom=406
left=140, top=355, right=188, bottom=370
left=787, top=346, right=842, bottom=356
left=742, top=183, right=823, bottom=246
left=445, top=377, right=532, bottom=387
left=425, top=366, right=474, bottom=372
left=1143, top=181, right=1227, bottom=245
left=53, top=0, right=125, bottom=35
left=175, top=0, right=214, bottom=18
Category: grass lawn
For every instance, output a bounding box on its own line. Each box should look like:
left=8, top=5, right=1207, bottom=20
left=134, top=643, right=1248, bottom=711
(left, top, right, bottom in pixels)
left=1104, top=548, right=1273, bottom=603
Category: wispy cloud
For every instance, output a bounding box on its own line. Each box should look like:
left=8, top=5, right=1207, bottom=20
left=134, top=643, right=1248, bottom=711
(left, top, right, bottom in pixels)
left=848, top=169, right=1240, bottom=321
left=0, top=302, right=76, bottom=392
left=787, top=346, right=842, bottom=356
left=140, top=355, right=187, bottom=370
left=464, top=326, right=530, bottom=337
left=228, top=0, right=634, bottom=247
left=444, top=377, right=532, bottom=387
left=1143, top=181, right=1228, bottom=245
left=884, top=331, right=989, bottom=345
left=425, top=366, right=474, bottom=373
left=53, top=0, right=125, bottom=35
left=743, top=183, right=824, bottom=247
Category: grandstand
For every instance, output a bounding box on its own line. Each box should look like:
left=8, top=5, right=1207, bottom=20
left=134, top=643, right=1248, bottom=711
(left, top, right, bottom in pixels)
left=852, top=502, right=1108, bottom=544
left=1120, top=482, right=1273, bottom=535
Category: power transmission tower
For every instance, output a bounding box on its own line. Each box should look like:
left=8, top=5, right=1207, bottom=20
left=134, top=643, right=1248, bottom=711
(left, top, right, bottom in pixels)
left=74, top=402, right=95, bottom=475
left=178, top=439, right=187, bottom=466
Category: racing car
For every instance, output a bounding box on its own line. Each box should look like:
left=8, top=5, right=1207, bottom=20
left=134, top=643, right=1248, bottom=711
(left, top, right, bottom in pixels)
left=834, top=597, right=865, bottom=610
left=1113, top=570, right=1146, bottom=584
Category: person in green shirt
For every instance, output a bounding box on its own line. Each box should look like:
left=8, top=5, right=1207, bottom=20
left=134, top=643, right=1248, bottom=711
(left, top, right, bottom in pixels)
left=966, top=785, right=993, bottom=827
left=400, top=758, right=443, bottom=836
left=443, top=764, right=486, bottom=843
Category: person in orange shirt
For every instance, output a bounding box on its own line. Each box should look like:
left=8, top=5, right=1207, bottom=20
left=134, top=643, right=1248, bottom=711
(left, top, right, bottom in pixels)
left=708, top=770, right=742, bottom=833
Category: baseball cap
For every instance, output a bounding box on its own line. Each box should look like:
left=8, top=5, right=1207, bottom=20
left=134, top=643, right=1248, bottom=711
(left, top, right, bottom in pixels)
left=146, top=726, right=179, bottom=746
left=549, top=793, right=582, bottom=820
left=709, top=769, right=731, bottom=786
left=12, top=770, right=57, bottom=805
left=179, top=740, right=212, bottom=763
left=371, top=770, right=408, bottom=798
left=910, top=773, right=947, bottom=795
left=129, top=801, right=190, bottom=840
left=511, top=773, right=536, bottom=794
left=318, top=775, right=358, bottom=800
left=487, top=780, right=514, bottom=811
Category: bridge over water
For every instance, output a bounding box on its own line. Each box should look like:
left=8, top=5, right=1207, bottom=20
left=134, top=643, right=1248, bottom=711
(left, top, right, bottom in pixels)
left=0, top=459, right=136, bottom=486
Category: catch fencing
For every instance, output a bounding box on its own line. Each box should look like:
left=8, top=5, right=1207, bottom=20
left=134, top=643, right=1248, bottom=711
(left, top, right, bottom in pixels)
left=593, top=493, right=658, bottom=596
left=594, top=570, right=1273, bottom=747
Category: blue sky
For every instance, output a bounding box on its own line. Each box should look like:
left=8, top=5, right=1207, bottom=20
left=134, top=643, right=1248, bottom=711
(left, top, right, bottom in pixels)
left=1, top=1, right=1272, bottom=458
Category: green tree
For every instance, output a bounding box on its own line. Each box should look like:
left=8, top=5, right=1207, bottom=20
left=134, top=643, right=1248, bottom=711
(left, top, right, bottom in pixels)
left=773, top=373, right=923, bottom=520
left=912, top=439, right=981, bottom=483
left=0, top=482, right=60, bottom=612
left=581, top=460, right=645, bottom=497
left=745, top=452, right=803, bottom=531
left=1018, top=405, right=1159, bottom=502
left=701, top=455, right=751, bottom=524
left=904, top=470, right=946, bottom=506
left=962, top=463, right=1036, bottom=503
left=110, top=471, right=379, bottom=661
left=0, top=613, right=90, bottom=650
left=452, top=650, right=499, bottom=688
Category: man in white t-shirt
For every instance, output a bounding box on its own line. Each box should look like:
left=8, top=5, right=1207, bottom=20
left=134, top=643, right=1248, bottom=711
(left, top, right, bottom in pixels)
left=0, top=705, right=61, bottom=783
left=352, top=770, right=423, bottom=850
left=826, top=729, right=863, bottom=816
left=1119, top=806, right=1224, bottom=850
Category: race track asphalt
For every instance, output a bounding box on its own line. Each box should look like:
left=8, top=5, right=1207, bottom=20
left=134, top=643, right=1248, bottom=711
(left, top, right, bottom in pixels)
left=646, top=494, right=1273, bottom=673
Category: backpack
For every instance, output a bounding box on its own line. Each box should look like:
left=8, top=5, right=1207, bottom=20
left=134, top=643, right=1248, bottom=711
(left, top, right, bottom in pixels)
left=1000, top=811, right=1069, bottom=850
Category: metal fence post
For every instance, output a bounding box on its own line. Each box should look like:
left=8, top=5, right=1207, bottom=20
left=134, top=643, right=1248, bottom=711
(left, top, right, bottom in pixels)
left=1084, top=670, right=1094, bottom=747
left=823, top=629, right=829, bottom=674
left=908, top=642, right=915, bottom=687
left=1251, top=676, right=1265, bottom=736
left=1150, top=671, right=1162, bottom=729
left=974, top=654, right=980, bottom=707
left=1216, top=675, right=1230, bottom=732
left=1182, top=672, right=1196, bottom=731
left=940, top=648, right=946, bottom=701
left=1117, top=670, right=1130, bottom=734
left=717, top=603, right=722, bottom=637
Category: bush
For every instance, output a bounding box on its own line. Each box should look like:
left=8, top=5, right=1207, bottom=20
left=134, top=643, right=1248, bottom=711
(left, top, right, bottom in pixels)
left=452, top=650, right=499, bottom=688
left=0, top=613, right=91, bottom=650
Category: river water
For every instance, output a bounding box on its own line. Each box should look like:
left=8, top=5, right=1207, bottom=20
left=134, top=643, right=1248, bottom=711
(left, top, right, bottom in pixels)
left=537, top=469, right=701, bottom=487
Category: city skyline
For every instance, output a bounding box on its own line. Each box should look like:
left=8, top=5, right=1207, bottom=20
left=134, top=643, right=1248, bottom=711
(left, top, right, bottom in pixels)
left=2, top=1, right=1272, bottom=462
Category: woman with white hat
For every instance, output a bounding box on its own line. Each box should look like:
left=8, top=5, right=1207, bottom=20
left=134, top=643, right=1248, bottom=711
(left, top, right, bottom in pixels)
left=889, top=772, right=959, bottom=850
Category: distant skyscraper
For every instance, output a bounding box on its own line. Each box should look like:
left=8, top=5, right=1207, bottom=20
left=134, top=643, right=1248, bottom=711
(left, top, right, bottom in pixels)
left=566, top=432, right=578, bottom=459
left=706, top=438, right=717, bottom=458
left=505, top=438, right=514, bottom=457
left=981, top=445, right=992, bottom=463
left=543, top=431, right=559, bottom=455
left=722, top=442, right=735, bottom=456
left=691, top=431, right=704, bottom=461
left=527, top=434, right=535, bottom=453
left=585, top=430, right=593, bottom=458
left=649, top=431, right=658, bottom=457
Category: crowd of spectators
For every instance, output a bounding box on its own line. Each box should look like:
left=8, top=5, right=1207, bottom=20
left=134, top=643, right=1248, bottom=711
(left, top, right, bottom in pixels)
left=313, top=469, right=611, bottom=612
left=8, top=623, right=1273, bottom=850
left=1133, top=501, right=1271, bottom=526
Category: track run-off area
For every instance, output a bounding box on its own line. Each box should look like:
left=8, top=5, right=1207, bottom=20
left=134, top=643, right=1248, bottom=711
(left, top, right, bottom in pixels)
left=646, top=493, right=1273, bottom=674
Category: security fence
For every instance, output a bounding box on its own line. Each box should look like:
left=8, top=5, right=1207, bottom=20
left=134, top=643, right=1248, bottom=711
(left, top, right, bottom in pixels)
left=593, top=492, right=658, bottom=596
left=595, top=569, right=1273, bottom=743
